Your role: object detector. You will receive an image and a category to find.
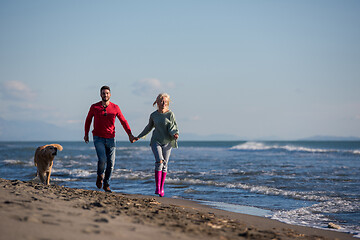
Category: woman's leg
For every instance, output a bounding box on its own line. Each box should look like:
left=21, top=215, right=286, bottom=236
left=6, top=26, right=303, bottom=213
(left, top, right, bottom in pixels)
left=160, top=143, right=172, bottom=172
left=159, top=143, right=172, bottom=197
left=151, top=142, right=164, bottom=171
left=151, top=142, right=163, bottom=194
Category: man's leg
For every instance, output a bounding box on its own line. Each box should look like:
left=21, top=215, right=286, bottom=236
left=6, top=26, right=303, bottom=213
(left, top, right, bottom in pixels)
left=93, top=136, right=106, bottom=189
left=103, top=138, right=116, bottom=192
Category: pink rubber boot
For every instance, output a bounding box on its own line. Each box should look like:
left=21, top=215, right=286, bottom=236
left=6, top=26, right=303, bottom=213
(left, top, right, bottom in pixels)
left=159, top=171, right=167, bottom=197
left=155, top=171, right=162, bottom=194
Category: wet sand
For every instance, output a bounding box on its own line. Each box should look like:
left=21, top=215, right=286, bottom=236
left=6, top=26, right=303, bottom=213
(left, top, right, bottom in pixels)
left=0, top=178, right=354, bottom=240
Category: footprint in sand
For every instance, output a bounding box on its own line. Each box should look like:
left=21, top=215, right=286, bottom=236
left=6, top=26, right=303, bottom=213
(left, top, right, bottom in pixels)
left=94, top=217, right=109, bottom=223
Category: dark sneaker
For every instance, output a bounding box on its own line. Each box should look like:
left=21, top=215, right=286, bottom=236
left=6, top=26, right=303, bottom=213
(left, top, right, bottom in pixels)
left=96, top=175, right=103, bottom=189
left=103, top=184, right=112, bottom=193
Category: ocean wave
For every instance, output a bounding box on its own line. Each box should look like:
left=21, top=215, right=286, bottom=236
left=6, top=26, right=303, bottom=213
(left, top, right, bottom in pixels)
left=272, top=200, right=360, bottom=235
left=49, top=177, right=76, bottom=182
left=166, top=176, right=350, bottom=203
left=3, top=159, right=34, bottom=167
left=226, top=183, right=341, bottom=202
left=116, top=146, right=149, bottom=151
left=111, top=169, right=152, bottom=180
left=230, top=142, right=360, bottom=155
left=63, top=154, right=92, bottom=160
left=3, top=159, right=25, bottom=165
left=52, top=168, right=94, bottom=178
left=231, top=142, right=273, bottom=151
left=167, top=177, right=218, bottom=186
left=55, top=158, right=96, bottom=168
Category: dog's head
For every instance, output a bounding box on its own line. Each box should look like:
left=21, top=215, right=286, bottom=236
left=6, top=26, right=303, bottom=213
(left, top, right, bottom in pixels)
left=47, top=145, right=58, bottom=156
left=39, top=144, right=63, bottom=159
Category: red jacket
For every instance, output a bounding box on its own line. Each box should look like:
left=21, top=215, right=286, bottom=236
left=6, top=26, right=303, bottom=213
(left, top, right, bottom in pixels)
left=85, top=101, right=132, bottom=139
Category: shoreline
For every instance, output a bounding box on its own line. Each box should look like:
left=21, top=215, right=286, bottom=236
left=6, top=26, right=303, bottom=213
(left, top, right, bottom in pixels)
left=0, top=178, right=355, bottom=240
left=197, top=200, right=272, bottom=217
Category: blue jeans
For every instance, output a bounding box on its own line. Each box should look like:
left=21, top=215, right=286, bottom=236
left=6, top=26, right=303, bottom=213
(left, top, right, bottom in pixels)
left=93, top=136, right=116, bottom=186
left=151, top=142, right=172, bottom=172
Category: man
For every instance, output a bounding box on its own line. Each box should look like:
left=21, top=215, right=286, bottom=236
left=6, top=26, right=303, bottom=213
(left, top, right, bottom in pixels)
left=84, top=86, right=136, bottom=192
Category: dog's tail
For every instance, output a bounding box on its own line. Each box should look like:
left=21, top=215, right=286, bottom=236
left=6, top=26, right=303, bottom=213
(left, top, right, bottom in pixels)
left=34, top=146, right=41, bottom=166
left=48, top=144, right=63, bottom=151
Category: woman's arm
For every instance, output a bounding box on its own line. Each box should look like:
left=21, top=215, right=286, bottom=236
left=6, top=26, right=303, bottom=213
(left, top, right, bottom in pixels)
left=168, top=112, right=179, bottom=138
left=137, top=116, right=154, bottom=139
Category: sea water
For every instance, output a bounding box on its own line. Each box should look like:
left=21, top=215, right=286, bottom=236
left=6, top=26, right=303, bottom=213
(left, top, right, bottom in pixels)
left=0, top=141, right=359, bottom=237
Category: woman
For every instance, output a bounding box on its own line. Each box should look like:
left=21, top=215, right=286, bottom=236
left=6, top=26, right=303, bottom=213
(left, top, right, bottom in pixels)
left=136, top=93, right=179, bottom=197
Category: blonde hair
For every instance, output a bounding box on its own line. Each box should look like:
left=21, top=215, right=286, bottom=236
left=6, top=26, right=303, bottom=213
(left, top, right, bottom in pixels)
left=153, top=93, right=170, bottom=107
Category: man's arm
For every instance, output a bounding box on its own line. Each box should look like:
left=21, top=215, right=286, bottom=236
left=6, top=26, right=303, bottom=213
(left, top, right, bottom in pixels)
left=84, top=106, right=94, bottom=143
left=116, top=106, right=134, bottom=142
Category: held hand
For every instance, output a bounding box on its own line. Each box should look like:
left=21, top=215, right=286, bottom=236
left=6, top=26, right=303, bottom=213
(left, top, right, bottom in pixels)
left=174, top=134, right=179, bottom=140
left=129, top=134, right=139, bottom=143
left=84, top=135, right=89, bottom=144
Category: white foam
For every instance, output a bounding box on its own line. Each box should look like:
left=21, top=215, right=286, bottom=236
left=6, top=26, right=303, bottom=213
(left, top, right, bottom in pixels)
left=70, top=169, right=93, bottom=178
left=51, top=168, right=94, bottom=178
left=166, top=177, right=220, bottom=186
left=231, top=142, right=360, bottom=155
left=272, top=201, right=360, bottom=236
left=231, top=142, right=272, bottom=151
left=116, top=146, right=150, bottom=151
left=166, top=176, right=351, bottom=203
left=3, top=159, right=34, bottom=167
left=74, top=154, right=91, bottom=160
left=3, top=159, right=23, bottom=165
left=51, top=177, right=75, bottom=182
left=111, top=169, right=152, bottom=180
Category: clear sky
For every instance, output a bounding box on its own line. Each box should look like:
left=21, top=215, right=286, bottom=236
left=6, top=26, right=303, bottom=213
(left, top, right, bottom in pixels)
left=1, top=0, right=359, bottom=141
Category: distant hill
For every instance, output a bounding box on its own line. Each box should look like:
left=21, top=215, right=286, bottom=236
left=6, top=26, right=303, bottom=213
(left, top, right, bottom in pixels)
left=0, top=118, right=82, bottom=141
left=1, top=117, right=359, bottom=142
left=299, top=135, right=360, bottom=141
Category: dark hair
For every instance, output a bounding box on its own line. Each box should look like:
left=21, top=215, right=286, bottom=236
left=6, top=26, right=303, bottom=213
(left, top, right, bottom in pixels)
left=100, top=86, right=111, bottom=93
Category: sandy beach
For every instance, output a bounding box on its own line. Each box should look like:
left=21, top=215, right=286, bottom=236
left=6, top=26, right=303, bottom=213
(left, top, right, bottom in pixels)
left=0, top=178, right=354, bottom=240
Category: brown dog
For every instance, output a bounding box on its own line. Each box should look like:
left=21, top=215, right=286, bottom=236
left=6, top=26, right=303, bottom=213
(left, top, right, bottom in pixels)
left=34, top=144, right=63, bottom=185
